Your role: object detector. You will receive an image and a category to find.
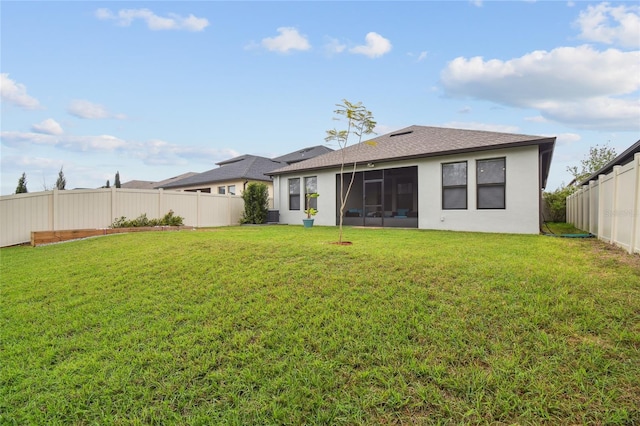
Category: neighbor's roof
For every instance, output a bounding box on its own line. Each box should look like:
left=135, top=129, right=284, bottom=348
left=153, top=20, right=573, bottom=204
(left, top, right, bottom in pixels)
left=121, top=172, right=198, bottom=190
left=273, top=145, right=334, bottom=164
left=268, top=125, right=556, bottom=186
left=158, top=146, right=334, bottom=189
left=578, top=139, right=640, bottom=186
left=159, top=155, right=281, bottom=189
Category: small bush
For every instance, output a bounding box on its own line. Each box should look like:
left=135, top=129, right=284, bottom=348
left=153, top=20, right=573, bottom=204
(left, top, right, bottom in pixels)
left=110, top=210, right=184, bottom=228
left=241, top=183, right=269, bottom=224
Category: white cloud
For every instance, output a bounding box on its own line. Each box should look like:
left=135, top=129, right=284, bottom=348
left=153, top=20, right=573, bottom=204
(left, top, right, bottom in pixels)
left=67, top=100, right=127, bottom=120
left=554, top=133, right=582, bottom=145
left=349, top=32, right=392, bottom=58
left=417, top=51, right=428, bottom=62
left=31, top=119, right=64, bottom=136
left=458, top=106, right=472, bottom=114
left=0, top=74, right=41, bottom=110
left=261, top=27, right=311, bottom=53
left=470, top=0, right=483, bottom=7
left=440, top=45, right=640, bottom=130
left=575, top=2, right=640, bottom=48
left=95, top=8, right=209, bottom=32
left=0, top=130, right=238, bottom=166
left=324, top=37, right=347, bottom=56
left=442, top=121, right=521, bottom=134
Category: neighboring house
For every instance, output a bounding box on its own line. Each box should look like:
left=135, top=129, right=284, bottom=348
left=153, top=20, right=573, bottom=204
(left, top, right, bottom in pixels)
left=157, top=146, right=333, bottom=199
left=121, top=172, right=198, bottom=190
left=268, top=125, right=556, bottom=234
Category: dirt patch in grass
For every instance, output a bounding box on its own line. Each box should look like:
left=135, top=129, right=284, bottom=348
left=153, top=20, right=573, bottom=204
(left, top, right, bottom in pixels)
left=587, top=239, right=640, bottom=270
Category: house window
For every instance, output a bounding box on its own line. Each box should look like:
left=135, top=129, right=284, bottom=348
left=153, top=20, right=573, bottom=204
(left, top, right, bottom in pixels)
left=304, top=176, right=318, bottom=210
left=442, top=162, right=467, bottom=209
left=218, top=186, right=226, bottom=195
left=289, top=178, right=300, bottom=210
left=477, top=158, right=506, bottom=209
left=228, top=185, right=236, bottom=195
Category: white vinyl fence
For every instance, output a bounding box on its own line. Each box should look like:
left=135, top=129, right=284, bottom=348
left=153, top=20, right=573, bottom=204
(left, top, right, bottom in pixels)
left=0, top=188, right=245, bottom=247
left=566, top=153, right=640, bottom=254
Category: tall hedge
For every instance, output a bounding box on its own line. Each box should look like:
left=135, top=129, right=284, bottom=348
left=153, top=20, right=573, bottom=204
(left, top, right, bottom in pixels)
left=241, top=182, right=269, bottom=224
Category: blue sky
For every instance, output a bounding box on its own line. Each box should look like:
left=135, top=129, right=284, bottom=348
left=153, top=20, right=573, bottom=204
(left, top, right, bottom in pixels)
left=1, top=1, right=639, bottom=196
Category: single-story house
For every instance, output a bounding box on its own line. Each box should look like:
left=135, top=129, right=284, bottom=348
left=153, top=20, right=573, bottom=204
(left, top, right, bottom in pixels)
left=157, top=146, right=333, bottom=199
left=267, top=125, right=556, bottom=234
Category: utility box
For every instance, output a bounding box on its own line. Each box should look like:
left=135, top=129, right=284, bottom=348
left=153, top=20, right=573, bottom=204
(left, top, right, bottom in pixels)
left=267, top=210, right=279, bottom=224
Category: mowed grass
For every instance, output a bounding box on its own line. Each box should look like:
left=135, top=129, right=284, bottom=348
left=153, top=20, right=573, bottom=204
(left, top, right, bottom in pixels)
left=1, top=226, right=639, bottom=425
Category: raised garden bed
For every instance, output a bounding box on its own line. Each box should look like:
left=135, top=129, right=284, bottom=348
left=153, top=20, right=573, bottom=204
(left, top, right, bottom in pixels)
left=30, top=226, right=194, bottom=247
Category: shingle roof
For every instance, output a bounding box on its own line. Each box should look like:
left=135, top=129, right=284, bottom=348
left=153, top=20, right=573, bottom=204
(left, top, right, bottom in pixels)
left=159, top=155, right=282, bottom=189
left=157, top=146, right=334, bottom=190
left=268, top=125, right=556, bottom=185
left=273, top=145, right=334, bottom=164
left=121, top=172, right=198, bottom=190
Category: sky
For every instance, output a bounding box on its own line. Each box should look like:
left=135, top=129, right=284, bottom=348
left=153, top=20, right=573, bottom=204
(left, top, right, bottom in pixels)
left=1, top=1, right=639, bottom=196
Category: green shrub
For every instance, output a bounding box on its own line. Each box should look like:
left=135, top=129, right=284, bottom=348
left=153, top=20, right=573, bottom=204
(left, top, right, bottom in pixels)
left=110, top=210, right=184, bottom=228
left=241, top=182, right=269, bottom=224
left=543, top=185, right=575, bottom=222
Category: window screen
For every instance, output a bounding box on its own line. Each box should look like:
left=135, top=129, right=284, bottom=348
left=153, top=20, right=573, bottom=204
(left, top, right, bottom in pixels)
left=477, top=158, right=505, bottom=209
left=442, top=162, right=467, bottom=209
left=304, top=176, right=318, bottom=210
left=289, top=178, right=300, bottom=210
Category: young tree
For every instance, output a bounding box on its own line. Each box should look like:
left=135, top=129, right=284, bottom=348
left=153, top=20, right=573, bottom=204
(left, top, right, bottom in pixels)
left=325, top=99, right=377, bottom=244
left=543, top=143, right=618, bottom=223
left=240, top=182, right=269, bottom=224
left=567, top=143, right=617, bottom=185
left=115, top=171, right=121, bottom=188
left=15, top=172, right=28, bottom=194
left=105, top=179, right=110, bottom=188
left=55, top=166, right=66, bottom=190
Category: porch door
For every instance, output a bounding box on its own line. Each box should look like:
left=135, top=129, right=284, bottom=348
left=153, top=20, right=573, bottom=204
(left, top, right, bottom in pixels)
left=364, top=180, right=383, bottom=227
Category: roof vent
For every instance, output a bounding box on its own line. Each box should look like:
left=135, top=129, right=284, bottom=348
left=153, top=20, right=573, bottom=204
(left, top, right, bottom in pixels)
left=390, top=131, right=413, bottom=137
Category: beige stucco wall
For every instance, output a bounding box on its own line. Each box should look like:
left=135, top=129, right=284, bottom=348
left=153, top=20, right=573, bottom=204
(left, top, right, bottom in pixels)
left=273, top=145, right=543, bottom=234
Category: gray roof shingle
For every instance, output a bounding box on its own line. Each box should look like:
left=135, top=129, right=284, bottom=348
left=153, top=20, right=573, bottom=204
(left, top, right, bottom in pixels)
left=268, top=125, right=556, bottom=185
left=159, top=155, right=282, bottom=189
left=273, top=145, right=334, bottom=164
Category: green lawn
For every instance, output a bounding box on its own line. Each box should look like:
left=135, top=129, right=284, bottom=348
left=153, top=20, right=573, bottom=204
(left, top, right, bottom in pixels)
left=2, top=226, right=639, bottom=425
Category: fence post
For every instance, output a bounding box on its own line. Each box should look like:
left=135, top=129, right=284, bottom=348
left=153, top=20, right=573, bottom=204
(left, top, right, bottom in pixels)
left=197, top=190, right=201, bottom=227
left=629, top=153, right=640, bottom=254
left=588, top=180, right=596, bottom=234
left=111, top=186, right=117, bottom=224
left=52, top=188, right=59, bottom=230
left=610, top=165, right=622, bottom=245
left=597, top=174, right=605, bottom=241
left=158, top=188, right=164, bottom=218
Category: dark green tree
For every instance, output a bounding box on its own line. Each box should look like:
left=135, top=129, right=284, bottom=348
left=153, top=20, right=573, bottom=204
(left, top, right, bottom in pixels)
left=55, top=166, right=66, bottom=190
left=115, top=171, right=121, bottom=188
left=240, top=182, right=269, bottom=224
left=105, top=179, right=110, bottom=188
left=15, top=172, right=28, bottom=194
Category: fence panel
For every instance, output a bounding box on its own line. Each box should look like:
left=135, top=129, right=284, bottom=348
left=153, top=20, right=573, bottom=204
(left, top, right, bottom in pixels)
left=0, top=188, right=244, bottom=247
left=567, top=153, right=639, bottom=254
